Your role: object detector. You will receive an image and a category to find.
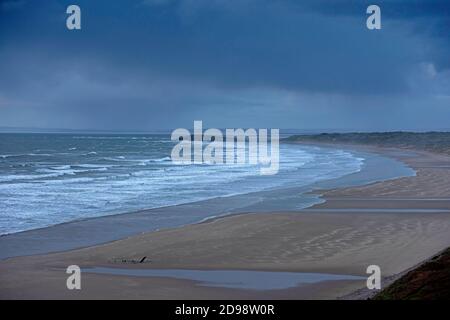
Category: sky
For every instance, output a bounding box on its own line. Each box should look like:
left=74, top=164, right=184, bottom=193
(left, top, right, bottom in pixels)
left=0, top=0, right=449, bottom=131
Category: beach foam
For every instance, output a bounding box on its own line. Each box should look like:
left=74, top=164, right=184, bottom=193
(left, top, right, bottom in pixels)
left=0, top=134, right=364, bottom=235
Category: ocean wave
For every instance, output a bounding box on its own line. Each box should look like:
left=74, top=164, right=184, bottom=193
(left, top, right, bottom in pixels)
left=72, top=136, right=164, bottom=140
left=138, top=157, right=171, bottom=165
left=103, top=156, right=127, bottom=162
left=0, top=153, right=53, bottom=159
left=0, top=139, right=370, bottom=235
left=37, top=165, right=110, bottom=175
left=51, top=165, right=71, bottom=170
left=36, top=168, right=76, bottom=175
left=103, top=156, right=171, bottom=165
left=152, top=156, right=171, bottom=162
left=0, top=172, right=65, bottom=182
left=38, top=177, right=97, bottom=185
left=76, top=164, right=115, bottom=169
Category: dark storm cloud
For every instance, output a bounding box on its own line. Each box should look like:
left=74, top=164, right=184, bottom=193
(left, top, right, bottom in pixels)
left=296, top=0, right=450, bottom=69
left=0, top=0, right=449, bottom=130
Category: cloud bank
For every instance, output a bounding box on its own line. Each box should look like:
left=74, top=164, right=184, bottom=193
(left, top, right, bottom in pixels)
left=0, top=0, right=449, bottom=130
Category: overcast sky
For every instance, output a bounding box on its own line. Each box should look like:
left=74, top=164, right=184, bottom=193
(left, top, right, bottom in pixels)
left=0, top=0, right=449, bottom=131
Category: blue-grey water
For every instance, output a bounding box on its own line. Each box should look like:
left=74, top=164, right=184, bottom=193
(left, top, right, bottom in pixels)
left=0, top=133, right=365, bottom=235
left=83, top=267, right=365, bottom=290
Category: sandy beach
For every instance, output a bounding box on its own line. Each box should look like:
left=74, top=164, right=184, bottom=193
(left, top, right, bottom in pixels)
left=3, top=0, right=450, bottom=304
left=1, top=145, right=449, bottom=299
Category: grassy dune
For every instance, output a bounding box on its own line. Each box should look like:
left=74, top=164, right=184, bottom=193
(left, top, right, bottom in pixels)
left=374, top=248, right=450, bottom=300
left=284, top=132, right=450, bottom=155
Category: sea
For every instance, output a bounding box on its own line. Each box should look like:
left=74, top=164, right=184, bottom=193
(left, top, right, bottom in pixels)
left=0, top=133, right=365, bottom=235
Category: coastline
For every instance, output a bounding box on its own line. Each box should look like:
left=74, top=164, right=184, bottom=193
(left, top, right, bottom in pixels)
left=0, top=143, right=413, bottom=260
left=1, top=143, right=449, bottom=299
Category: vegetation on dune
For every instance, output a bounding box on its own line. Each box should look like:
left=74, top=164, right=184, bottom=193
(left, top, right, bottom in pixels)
left=373, top=247, right=450, bottom=300
left=284, top=132, right=450, bottom=155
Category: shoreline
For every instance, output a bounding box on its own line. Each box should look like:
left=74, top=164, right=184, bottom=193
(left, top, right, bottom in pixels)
left=1, top=144, right=449, bottom=299
left=0, top=143, right=413, bottom=260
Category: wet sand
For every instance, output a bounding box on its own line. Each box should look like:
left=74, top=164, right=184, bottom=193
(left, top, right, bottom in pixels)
left=0, top=145, right=449, bottom=299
